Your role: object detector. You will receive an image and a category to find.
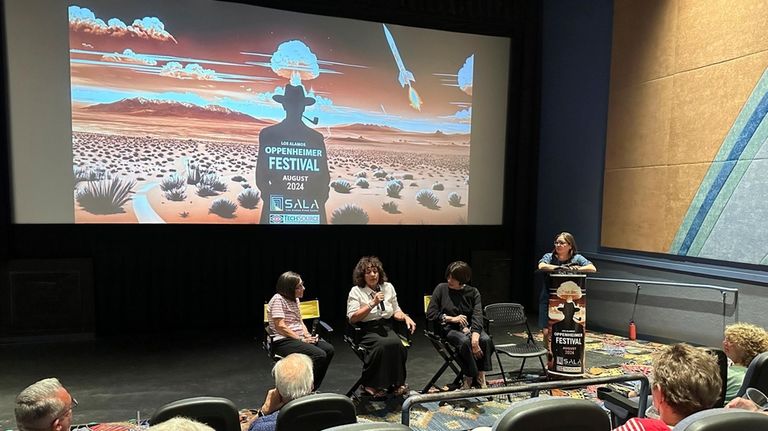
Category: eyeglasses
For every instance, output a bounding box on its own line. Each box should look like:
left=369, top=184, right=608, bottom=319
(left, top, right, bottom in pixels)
left=52, top=397, right=78, bottom=425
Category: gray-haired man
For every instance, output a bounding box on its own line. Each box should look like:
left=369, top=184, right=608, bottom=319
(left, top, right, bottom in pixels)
left=15, top=378, right=77, bottom=431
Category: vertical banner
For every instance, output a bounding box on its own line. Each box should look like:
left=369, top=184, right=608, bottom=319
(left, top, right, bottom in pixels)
left=547, top=273, right=586, bottom=377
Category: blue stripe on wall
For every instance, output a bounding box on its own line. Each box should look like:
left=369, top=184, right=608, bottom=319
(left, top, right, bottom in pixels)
left=678, top=90, right=768, bottom=255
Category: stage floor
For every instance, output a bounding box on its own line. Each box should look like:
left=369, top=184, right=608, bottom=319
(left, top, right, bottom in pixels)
left=0, top=322, right=666, bottom=430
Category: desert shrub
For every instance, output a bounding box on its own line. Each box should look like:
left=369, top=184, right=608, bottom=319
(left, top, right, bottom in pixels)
left=373, top=169, right=388, bottom=178
left=382, top=201, right=399, bottom=214
left=238, top=188, right=261, bottom=209
left=416, top=189, right=439, bottom=209
left=186, top=161, right=203, bottom=185
left=73, top=165, right=108, bottom=185
left=331, top=204, right=369, bottom=224
left=355, top=178, right=369, bottom=189
left=200, top=173, right=227, bottom=192
left=356, top=170, right=367, bottom=178
left=432, top=182, right=445, bottom=191
left=464, top=176, right=470, bottom=185
left=164, top=186, right=187, bottom=201
left=75, top=177, right=136, bottom=214
left=231, top=175, right=246, bottom=182
left=242, top=183, right=251, bottom=189
left=196, top=183, right=218, bottom=197
left=402, top=173, right=414, bottom=180
left=331, top=179, right=353, bottom=193
left=209, top=198, right=237, bottom=218
left=386, top=180, right=403, bottom=198
left=448, top=192, right=462, bottom=207
left=160, top=173, right=186, bottom=192
left=410, top=182, right=419, bottom=187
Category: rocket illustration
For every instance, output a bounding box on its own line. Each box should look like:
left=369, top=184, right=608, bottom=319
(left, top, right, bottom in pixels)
left=382, top=24, right=422, bottom=110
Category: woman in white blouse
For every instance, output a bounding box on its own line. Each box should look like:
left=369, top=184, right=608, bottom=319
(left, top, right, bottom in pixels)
left=347, top=256, right=416, bottom=398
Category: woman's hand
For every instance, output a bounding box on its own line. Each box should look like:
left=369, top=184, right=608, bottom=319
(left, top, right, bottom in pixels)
left=405, top=315, right=416, bottom=334
left=471, top=335, right=483, bottom=359
left=449, top=314, right=468, bottom=327
left=302, top=334, right=318, bottom=344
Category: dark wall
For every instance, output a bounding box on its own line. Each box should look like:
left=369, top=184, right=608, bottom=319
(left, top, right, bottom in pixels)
left=0, top=0, right=542, bottom=336
left=535, top=0, right=612, bottom=256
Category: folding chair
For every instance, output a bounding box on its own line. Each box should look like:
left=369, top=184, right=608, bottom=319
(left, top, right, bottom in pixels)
left=343, top=318, right=411, bottom=400
left=263, top=298, right=332, bottom=362
left=484, top=303, right=548, bottom=387
left=421, top=295, right=465, bottom=393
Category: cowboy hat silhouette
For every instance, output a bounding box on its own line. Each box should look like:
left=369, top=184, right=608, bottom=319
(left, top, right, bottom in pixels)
left=273, top=84, right=315, bottom=107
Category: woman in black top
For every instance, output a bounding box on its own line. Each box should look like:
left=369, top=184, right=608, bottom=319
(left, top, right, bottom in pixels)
left=426, top=261, right=494, bottom=389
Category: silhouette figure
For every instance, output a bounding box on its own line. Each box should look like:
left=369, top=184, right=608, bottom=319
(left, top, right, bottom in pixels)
left=256, top=85, right=330, bottom=224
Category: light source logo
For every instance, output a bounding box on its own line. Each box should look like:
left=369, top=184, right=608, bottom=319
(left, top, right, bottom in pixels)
left=270, top=195, right=284, bottom=212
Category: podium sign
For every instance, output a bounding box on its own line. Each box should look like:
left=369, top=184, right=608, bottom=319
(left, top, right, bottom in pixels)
left=547, top=273, right=587, bottom=377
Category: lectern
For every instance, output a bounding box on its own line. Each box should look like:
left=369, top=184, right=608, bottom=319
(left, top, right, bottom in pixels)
left=546, top=272, right=587, bottom=378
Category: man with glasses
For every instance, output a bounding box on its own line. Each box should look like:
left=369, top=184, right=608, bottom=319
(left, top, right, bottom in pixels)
left=15, top=378, right=77, bottom=431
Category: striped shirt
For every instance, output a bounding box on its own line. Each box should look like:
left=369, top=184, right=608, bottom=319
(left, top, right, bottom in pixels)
left=613, top=418, right=671, bottom=431
left=267, top=293, right=304, bottom=341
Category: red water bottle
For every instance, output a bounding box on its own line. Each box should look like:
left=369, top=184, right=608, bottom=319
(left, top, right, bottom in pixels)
left=629, top=320, right=637, bottom=340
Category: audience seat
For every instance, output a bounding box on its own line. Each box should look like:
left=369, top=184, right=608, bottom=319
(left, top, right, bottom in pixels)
left=150, top=396, right=240, bottom=431
left=735, top=351, right=768, bottom=398
left=324, top=423, right=412, bottom=430
left=274, top=392, right=356, bottom=431
left=492, top=397, right=611, bottom=431
left=672, top=408, right=768, bottom=431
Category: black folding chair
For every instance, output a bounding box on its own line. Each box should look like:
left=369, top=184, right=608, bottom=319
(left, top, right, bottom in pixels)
left=421, top=295, right=464, bottom=393
left=343, top=318, right=411, bottom=400
left=484, top=303, right=548, bottom=387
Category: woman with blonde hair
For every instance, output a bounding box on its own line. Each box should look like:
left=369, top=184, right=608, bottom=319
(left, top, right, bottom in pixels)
left=723, top=322, right=768, bottom=401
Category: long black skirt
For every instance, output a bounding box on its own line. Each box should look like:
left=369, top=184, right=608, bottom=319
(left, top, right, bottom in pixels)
left=358, top=318, right=407, bottom=388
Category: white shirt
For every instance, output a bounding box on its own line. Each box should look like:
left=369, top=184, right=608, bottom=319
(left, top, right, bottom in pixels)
left=346, top=282, right=401, bottom=322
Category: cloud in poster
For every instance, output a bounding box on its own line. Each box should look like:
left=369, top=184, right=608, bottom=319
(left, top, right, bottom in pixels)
left=454, top=107, right=471, bottom=121
left=102, top=49, right=157, bottom=66
left=69, top=5, right=177, bottom=43
left=458, top=54, right=473, bottom=96
left=270, top=41, right=320, bottom=84
left=160, top=62, right=216, bottom=80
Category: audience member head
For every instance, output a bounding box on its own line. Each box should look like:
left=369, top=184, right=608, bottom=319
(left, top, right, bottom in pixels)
left=275, top=271, right=302, bottom=301
left=445, top=261, right=472, bottom=285
left=148, top=417, right=215, bottom=431
left=552, top=232, right=578, bottom=258
left=651, top=343, right=722, bottom=425
left=723, top=322, right=768, bottom=366
left=274, top=353, right=314, bottom=402
left=15, top=378, right=76, bottom=431
left=352, top=256, right=387, bottom=288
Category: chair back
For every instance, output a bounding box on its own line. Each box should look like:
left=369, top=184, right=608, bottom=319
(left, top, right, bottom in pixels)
left=274, top=393, right=357, bottom=431
left=325, top=423, right=412, bottom=430
left=150, top=396, right=240, bottom=431
left=736, top=351, right=768, bottom=398
left=264, top=299, right=322, bottom=322
left=672, top=408, right=768, bottom=431
left=485, top=303, right=528, bottom=327
left=492, top=397, right=610, bottom=431
left=423, top=295, right=431, bottom=313
left=709, top=348, right=728, bottom=408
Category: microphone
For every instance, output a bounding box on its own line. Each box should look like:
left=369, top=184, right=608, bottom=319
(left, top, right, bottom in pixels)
left=371, top=286, right=385, bottom=311
left=302, top=115, right=319, bottom=125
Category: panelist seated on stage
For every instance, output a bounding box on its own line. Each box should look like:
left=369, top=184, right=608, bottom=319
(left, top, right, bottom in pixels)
left=613, top=343, right=721, bottom=431
left=536, top=231, right=596, bottom=335
left=722, top=322, right=768, bottom=402
left=346, top=256, right=416, bottom=399
left=267, top=271, right=334, bottom=391
left=248, top=353, right=314, bottom=431
left=15, top=378, right=77, bottom=431
left=426, top=261, right=494, bottom=389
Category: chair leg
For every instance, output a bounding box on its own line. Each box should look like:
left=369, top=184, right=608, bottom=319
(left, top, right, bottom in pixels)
left=538, top=355, right=547, bottom=375
left=346, top=376, right=364, bottom=398
left=517, top=358, right=527, bottom=379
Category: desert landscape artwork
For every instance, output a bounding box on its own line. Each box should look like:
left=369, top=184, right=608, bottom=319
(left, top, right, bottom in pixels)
left=69, top=1, right=476, bottom=224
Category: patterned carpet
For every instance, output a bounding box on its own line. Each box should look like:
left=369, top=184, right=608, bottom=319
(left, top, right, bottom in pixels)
left=354, top=331, right=667, bottom=430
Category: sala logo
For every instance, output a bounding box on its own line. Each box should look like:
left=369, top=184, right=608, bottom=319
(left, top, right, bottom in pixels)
left=285, top=198, right=319, bottom=210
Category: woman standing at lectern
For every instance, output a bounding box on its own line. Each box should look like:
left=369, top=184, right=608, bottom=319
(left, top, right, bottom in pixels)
left=537, top=232, right=596, bottom=337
